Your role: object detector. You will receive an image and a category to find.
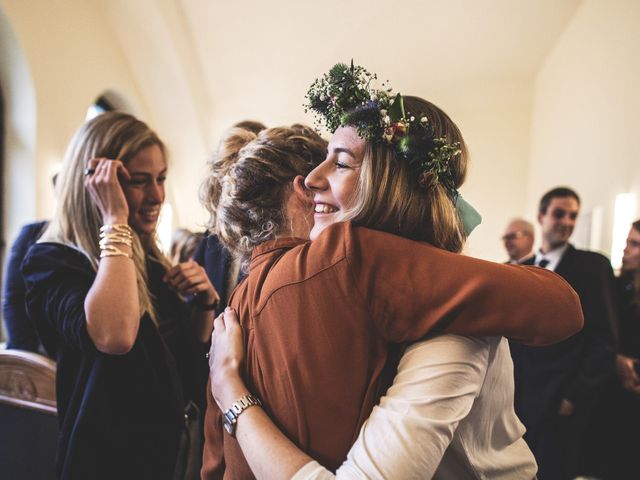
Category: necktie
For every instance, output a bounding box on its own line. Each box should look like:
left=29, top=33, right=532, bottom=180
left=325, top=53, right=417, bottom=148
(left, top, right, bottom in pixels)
left=538, top=258, right=550, bottom=268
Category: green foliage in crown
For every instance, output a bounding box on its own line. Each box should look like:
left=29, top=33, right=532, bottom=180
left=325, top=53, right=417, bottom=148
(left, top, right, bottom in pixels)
left=304, top=61, right=461, bottom=194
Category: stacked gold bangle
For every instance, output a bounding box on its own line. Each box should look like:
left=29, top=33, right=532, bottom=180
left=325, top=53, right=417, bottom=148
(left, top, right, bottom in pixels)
left=99, top=224, right=133, bottom=259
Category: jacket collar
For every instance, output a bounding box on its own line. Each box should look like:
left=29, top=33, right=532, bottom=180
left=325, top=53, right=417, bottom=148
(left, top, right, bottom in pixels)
left=250, top=237, right=307, bottom=260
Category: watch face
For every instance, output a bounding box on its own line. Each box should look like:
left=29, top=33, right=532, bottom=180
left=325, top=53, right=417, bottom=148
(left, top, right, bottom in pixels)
left=223, top=419, right=235, bottom=435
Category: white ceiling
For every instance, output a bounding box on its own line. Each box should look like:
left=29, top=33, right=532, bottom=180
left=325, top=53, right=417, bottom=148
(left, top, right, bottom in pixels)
left=179, top=0, right=583, bottom=128
left=184, top=0, right=582, bottom=87
left=97, top=0, right=583, bottom=232
left=104, top=0, right=582, bottom=142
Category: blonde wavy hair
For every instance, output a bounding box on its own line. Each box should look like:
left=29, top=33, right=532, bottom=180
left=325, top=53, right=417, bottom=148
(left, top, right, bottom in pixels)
left=40, top=111, right=169, bottom=322
left=203, top=125, right=327, bottom=268
left=200, top=126, right=261, bottom=229
left=342, top=96, right=468, bottom=253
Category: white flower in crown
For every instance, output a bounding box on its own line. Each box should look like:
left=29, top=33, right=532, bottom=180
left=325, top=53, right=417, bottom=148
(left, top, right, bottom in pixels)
left=382, top=127, right=394, bottom=143
left=420, top=116, right=428, bottom=124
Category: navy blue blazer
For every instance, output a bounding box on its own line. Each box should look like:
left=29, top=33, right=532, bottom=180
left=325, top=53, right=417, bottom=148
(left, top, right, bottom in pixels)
left=2, top=220, right=48, bottom=352
left=191, top=233, right=243, bottom=316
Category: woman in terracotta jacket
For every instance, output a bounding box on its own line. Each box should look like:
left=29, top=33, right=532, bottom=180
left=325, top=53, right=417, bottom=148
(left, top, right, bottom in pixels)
left=202, top=64, right=583, bottom=479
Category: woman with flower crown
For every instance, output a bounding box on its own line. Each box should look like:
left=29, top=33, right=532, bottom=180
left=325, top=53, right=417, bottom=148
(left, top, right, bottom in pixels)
left=201, top=64, right=584, bottom=479
left=21, top=112, right=219, bottom=480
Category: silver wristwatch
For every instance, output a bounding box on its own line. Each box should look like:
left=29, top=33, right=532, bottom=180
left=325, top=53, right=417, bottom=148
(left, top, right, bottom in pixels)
left=223, top=393, right=262, bottom=437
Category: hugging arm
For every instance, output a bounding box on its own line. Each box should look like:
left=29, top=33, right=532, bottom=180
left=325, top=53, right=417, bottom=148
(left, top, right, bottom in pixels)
left=206, top=309, right=311, bottom=479
left=342, top=224, right=584, bottom=345
left=208, top=310, right=491, bottom=480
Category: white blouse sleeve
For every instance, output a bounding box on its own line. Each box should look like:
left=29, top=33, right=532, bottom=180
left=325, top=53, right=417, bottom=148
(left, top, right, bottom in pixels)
left=291, top=334, right=491, bottom=480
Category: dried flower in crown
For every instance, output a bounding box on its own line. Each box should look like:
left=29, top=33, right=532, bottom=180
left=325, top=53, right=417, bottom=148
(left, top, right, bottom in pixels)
left=305, top=61, right=461, bottom=194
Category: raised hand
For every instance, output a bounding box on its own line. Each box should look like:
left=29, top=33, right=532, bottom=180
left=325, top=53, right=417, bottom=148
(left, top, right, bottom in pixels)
left=163, top=259, right=220, bottom=306
left=616, top=354, right=640, bottom=395
left=84, top=158, right=131, bottom=224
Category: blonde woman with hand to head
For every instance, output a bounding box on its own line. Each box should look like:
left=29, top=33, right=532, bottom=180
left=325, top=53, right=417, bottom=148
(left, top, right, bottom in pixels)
left=23, top=112, right=218, bottom=480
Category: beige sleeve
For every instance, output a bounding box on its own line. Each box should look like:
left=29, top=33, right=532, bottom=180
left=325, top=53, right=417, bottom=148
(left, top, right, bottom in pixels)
left=291, top=335, right=492, bottom=480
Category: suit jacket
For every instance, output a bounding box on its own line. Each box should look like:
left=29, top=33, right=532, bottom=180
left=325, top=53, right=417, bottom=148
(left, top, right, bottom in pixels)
left=2, top=220, right=48, bottom=352
left=192, top=233, right=242, bottom=316
left=510, top=244, right=616, bottom=434
left=615, top=272, right=640, bottom=357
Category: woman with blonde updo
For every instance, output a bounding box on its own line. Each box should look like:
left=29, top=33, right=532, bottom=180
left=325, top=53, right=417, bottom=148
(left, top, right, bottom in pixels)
left=22, top=112, right=218, bottom=480
left=202, top=66, right=584, bottom=480
left=192, top=122, right=327, bottom=314
left=212, top=124, right=327, bottom=266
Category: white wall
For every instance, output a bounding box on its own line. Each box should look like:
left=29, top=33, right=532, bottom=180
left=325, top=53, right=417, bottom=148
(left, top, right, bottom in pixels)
left=0, top=5, right=36, bottom=250
left=436, top=78, right=534, bottom=260
left=100, top=0, right=212, bottom=231
left=0, top=0, right=149, bottom=247
left=526, top=0, right=640, bottom=258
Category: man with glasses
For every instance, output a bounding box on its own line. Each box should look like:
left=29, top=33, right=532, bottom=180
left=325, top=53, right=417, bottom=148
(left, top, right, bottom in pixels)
left=510, top=186, right=617, bottom=479
left=502, top=218, right=535, bottom=264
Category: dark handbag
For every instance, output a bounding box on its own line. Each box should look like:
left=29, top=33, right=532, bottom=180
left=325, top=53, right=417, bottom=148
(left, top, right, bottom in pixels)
left=173, top=401, right=203, bottom=480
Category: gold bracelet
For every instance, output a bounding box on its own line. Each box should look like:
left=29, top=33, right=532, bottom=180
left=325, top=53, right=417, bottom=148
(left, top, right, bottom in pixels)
left=99, top=224, right=133, bottom=257
left=100, top=244, right=133, bottom=259
left=100, top=224, right=132, bottom=235
left=99, top=232, right=133, bottom=247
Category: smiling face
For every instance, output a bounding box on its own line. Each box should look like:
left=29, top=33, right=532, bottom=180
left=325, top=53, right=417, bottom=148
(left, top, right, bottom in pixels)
left=121, top=144, right=167, bottom=235
left=622, top=226, right=640, bottom=272
left=304, top=126, right=365, bottom=240
left=538, top=196, right=580, bottom=251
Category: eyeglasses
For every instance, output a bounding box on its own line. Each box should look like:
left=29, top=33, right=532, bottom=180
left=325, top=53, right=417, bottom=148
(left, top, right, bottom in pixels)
left=502, top=231, right=528, bottom=241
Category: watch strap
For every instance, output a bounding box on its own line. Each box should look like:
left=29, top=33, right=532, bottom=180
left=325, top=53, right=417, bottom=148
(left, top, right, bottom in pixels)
left=223, top=393, right=262, bottom=437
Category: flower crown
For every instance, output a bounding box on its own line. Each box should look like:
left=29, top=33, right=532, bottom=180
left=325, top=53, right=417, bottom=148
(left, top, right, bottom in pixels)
left=305, top=61, right=462, bottom=194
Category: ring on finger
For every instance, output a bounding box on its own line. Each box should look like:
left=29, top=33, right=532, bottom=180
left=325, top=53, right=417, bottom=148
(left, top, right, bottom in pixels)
left=84, top=168, right=96, bottom=176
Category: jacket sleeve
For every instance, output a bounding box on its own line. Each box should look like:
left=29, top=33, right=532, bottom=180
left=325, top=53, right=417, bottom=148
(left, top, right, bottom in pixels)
left=343, top=224, right=584, bottom=346
left=22, top=243, right=97, bottom=354
left=294, top=336, right=492, bottom=479
left=2, top=223, right=44, bottom=351
left=201, top=380, right=226, bottom=479
left=562, top=255, right=616, bottom=405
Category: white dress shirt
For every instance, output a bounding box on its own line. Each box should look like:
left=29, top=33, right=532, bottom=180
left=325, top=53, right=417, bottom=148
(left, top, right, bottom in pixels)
left=534, top=244, right=569, bottom=272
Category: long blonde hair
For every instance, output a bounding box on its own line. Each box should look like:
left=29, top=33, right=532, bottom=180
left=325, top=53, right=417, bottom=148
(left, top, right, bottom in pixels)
left=342, top=96, right=468, bottom=253
left=41, top=112, right=169, bottom=321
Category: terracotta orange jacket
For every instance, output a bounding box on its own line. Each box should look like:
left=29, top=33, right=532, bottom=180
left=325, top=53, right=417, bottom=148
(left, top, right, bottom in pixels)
left=202, top=221, right=583, bottom=479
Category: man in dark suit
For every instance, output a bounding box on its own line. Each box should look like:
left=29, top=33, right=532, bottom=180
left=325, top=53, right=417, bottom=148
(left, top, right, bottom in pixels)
left=510, top=186, right=617, bottom=480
